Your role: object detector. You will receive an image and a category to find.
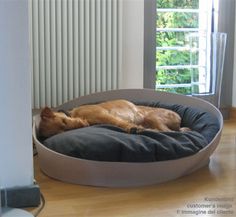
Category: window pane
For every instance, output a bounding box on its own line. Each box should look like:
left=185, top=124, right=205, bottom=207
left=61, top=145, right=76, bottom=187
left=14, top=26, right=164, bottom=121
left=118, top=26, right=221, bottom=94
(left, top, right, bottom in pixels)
left=156, top=32, right=188, bottom=47
left=156, top=50, right=199, bottom=66
left=156, top=69, right=191, bottom=85
left=156, top=86, right=192, bottom=94
left=155, top=0, right=212, bottom=95
left=157, top=0, right=199, bottom=9
left=156, top=69, right=192, bottom=95
left=157, top=12, right=199, bottom=28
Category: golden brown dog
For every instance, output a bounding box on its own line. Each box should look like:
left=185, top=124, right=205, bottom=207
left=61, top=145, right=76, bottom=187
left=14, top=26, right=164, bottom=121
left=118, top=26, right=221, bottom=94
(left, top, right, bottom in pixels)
left=39, top=99, right=189, bottom=138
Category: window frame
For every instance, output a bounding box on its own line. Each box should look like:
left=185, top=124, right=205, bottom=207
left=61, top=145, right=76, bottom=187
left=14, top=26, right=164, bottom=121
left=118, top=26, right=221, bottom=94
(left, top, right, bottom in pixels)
left=143, top=0, right=156, bottom=89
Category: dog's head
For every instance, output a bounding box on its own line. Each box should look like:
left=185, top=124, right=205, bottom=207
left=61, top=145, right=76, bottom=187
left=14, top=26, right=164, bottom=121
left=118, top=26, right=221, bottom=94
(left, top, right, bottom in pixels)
left=38, top=107, right=88, bottom=138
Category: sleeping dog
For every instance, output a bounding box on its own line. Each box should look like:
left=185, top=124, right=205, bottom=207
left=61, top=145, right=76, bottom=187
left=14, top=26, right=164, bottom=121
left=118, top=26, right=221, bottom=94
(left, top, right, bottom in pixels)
left=39, top=99, right=190, bottom=138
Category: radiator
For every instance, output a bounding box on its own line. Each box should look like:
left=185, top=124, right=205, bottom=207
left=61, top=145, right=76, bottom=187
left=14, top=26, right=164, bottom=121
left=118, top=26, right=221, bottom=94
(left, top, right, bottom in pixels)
left=30, top=0, right=123, bottom=108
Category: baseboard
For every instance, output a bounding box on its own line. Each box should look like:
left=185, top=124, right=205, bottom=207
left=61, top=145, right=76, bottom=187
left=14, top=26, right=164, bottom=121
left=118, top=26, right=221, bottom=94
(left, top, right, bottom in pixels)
left=229, top=107, right=236, bottom=120
left=1, top=184, right=40, bottom=208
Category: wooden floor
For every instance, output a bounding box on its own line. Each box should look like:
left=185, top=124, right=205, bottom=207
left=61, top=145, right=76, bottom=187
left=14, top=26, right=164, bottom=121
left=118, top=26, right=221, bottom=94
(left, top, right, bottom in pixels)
left=30, top=120, right=236, bottom=217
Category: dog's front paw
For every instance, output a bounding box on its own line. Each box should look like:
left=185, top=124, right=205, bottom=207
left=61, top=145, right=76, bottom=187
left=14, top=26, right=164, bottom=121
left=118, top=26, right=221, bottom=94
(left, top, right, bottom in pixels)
left=180, top=127, right=191, bottom=132
left=80, top=119, right=89, bottom=127
left=126, top=125, right=144, bottom=134
left=73, top=118, right=89, bottom=128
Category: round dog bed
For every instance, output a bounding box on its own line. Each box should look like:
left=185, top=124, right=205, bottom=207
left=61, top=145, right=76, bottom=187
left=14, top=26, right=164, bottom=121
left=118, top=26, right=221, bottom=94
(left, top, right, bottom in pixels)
left=33, top=89, right=223, bottom=187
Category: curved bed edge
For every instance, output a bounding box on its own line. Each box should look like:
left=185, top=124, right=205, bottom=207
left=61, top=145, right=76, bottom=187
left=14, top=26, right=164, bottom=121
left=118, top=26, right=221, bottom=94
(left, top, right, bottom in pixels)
left=33, top=89, right=223, bottom=187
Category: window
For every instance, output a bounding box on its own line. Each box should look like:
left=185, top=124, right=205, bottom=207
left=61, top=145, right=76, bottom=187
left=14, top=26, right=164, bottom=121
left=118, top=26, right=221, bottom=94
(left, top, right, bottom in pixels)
left=156, top=0, right=215, bottom=95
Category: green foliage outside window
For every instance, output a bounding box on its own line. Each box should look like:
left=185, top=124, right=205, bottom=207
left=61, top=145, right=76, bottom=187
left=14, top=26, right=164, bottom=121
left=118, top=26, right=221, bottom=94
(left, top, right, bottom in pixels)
left=157, top=0, right=198, bottom=9
left=156, top=0, right=199, bottom=94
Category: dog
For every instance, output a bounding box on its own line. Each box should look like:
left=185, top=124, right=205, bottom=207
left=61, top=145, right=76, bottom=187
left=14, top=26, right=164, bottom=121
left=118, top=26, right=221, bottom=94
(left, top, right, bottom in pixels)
left=39, top=99, right=190, bottom=138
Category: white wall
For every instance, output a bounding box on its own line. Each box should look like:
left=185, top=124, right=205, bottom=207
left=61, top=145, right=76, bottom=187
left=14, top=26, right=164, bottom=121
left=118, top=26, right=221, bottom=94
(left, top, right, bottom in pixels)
left=0, top=0, right=33, bottom=188
left=232, top=2, right=236, bottom=107
left=233, top=32, right=236, bottom=106
left=121, top=0, right=144, bottom=89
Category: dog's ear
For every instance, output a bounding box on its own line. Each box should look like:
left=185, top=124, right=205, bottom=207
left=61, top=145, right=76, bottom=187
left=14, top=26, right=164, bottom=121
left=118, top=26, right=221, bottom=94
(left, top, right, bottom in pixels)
left=40, top=107, right=55, bottom=120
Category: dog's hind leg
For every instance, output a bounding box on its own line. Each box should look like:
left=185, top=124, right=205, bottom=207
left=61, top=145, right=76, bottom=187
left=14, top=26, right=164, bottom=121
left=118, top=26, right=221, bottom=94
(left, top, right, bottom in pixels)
left=141, top=111, right=181, bottom=132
